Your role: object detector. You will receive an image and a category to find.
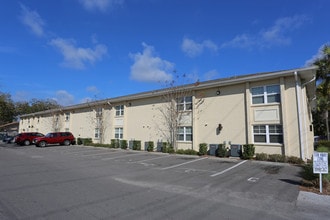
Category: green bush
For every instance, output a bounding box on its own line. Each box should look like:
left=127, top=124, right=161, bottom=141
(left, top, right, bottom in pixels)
left=110, top=139, right=116, bottom=148
left=176, top=149, right=198, bottom=155
left=161, top=142, right=175, bottom=153
left=216, top=144, right=227, bottom=157
left=77, top=138, right=92, bottom=145
left=317, top=140, right=330, bottom=150
left=268, top=154, right=286, bottom=163
left=286, top=156, right=304, bottom=165
left=132, top=140, right=141, bottom=151
left=242, top=144, right=255, bottom=159
left=198, top=143, right=208, bottom=156
left=161, top=142, right=168, bottom=153
left=120, top=139, right=128, bottom=149
left=255, top=153, right=268, bottom=161
left=146, top=141, right=154, bottom=152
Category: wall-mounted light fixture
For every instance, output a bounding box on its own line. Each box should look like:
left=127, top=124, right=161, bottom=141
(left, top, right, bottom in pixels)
left=216, top=89, right=221, bottom=95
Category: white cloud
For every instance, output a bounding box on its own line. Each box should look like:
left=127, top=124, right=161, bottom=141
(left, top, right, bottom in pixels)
left=19, top=3, right=45, bottom=37
left=49, top=38, right=108, bottom=69
left=260, top=15, right=308, bottom=47
left=129, top=43, right=174, bottom=83
left=79, top=0, right=124, bottom=12
left=181, top=37, right=218, bottom=57
left=222, top=15, right=310, bottom=49
left=54, top=90, right=75, bottom=106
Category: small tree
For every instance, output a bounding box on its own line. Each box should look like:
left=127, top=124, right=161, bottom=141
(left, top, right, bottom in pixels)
left=156, top=73, right=202, bottom=151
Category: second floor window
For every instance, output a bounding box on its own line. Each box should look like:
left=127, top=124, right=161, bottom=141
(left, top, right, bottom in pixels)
left=177, top=96, right=192, bottom=111
left=251, top=85, right=280, bottom=104
left=115, top=105, right=124, bottom=116
left=65, top=113, right=70, bottom=121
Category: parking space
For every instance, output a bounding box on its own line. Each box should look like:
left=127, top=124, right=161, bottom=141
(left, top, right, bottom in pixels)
left=1, top=143, right=323, bottom=220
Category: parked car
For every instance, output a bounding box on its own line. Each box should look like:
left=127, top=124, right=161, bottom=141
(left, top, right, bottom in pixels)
left=2, top=135, right=15, bottom=144
left=15, top=132, right=44, bottom=146
left=33, top=132, right=75, bottom=147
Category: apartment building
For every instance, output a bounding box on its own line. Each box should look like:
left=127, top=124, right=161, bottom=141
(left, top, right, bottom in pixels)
left=19, top=66, right=317, bottom=160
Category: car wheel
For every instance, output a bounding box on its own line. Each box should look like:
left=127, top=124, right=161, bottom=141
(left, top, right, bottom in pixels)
left=39, top=141, right=46, bottom=148
left=63, top=140, right=70, bottom=146
left=24, top=140, right=30, bottom=146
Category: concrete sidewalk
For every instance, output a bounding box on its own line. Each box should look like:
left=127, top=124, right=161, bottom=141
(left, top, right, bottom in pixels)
left=297, top=191, right=330, bottom=215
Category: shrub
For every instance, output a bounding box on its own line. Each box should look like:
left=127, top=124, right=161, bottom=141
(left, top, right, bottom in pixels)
left=120, top=139, right=128, bottom=149
left=268, top=154, right=286, bottom=163
left=110, top=139, right=116, bottom=148
left=317, top=140, right=330, bottom=150
left=162, top=142, right=168, bottom=153
left=132, top=140, right=141, bottom=150
left=176, top=149, right=198, bottom=155
left=198, top=143, right=208, bottom=156
left=216, top=144, right=227, bottom=157
left=286, top=156, right=304, bottom=165
left=161, top=142, right=175, bottom=153
left=146, top=141, right=154, bottom=152
left=242, top=144, right=255, bottom=159
left=77, top=138, right=92, bottom=145
left=255, top=153, right=268, bottom=161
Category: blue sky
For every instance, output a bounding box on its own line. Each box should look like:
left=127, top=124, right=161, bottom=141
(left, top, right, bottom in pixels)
left=0, top=0, right=329, bottom=106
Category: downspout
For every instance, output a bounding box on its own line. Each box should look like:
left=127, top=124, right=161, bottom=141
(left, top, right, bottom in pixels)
left=301, top=75, right=316, bottom=159
left=294, top=71, right=304, bottom=159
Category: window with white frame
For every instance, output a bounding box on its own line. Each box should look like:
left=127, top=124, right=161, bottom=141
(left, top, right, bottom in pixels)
left=253, top=125, right=283, bottom=144
left=65, top=113, right=70, bottom=121
left=177, top=126, right=192, bottom=141
left=96, top=108, right=102, bottom=117
left=115, top=105, right=124, bottom=116
left=95, top=128, right=101, bottom=139
left=177, top=96, right=192, bottom=111
left=251, top=85, right=280, bottom=104
left=115, top=127, right=123, bottom=139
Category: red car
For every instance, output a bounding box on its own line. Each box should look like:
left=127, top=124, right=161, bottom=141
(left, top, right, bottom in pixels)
left=15, top=132, right=44, bottom=146
left=33, top=132, right=75, bottom=147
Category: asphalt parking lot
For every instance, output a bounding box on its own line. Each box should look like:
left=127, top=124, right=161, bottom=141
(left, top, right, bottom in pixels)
left=0, top=143, right=329, bottom=220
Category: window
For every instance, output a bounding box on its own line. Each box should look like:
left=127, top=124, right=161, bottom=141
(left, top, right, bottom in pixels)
left=115, top=127, right=123, bottom=139
left=177, top=126, right=192, bottom=141
left=177, top=96, right=192, bottom=111
left=253, top=125, right=283, bottom=144
left=95, top=128, right=101, bottom=139
left=251, top=85, right=280, bottom=104
left=65, top=113, right=70, bottom=121
left=115, top=105, right=124, bottom=116
left=96, top=108, right=102, bottom=117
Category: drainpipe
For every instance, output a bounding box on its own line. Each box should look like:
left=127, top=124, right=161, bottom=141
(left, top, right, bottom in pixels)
left=301, top=75, right=316, bottom=159
left=294, top=71, right=304, bottom=159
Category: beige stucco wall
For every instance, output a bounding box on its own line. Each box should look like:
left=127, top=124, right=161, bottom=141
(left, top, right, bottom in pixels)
left=193, top=84, right=246, bottom=150
left=18, top=68, right=316, bottom=159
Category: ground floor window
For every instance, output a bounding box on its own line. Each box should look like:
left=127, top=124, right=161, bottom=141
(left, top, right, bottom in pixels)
left=94, top=128, right=101, bottom=139
left=177, top=126, right=192, bottom=141
left=253, top=125, right=283, bottom=144
left=115, top=127, right=123, bottom=139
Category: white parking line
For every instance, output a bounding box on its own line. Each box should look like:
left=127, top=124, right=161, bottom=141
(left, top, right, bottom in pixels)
left=161, top=157, right=207, bottom=170
left=210, top=160, right=247, bottom=177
